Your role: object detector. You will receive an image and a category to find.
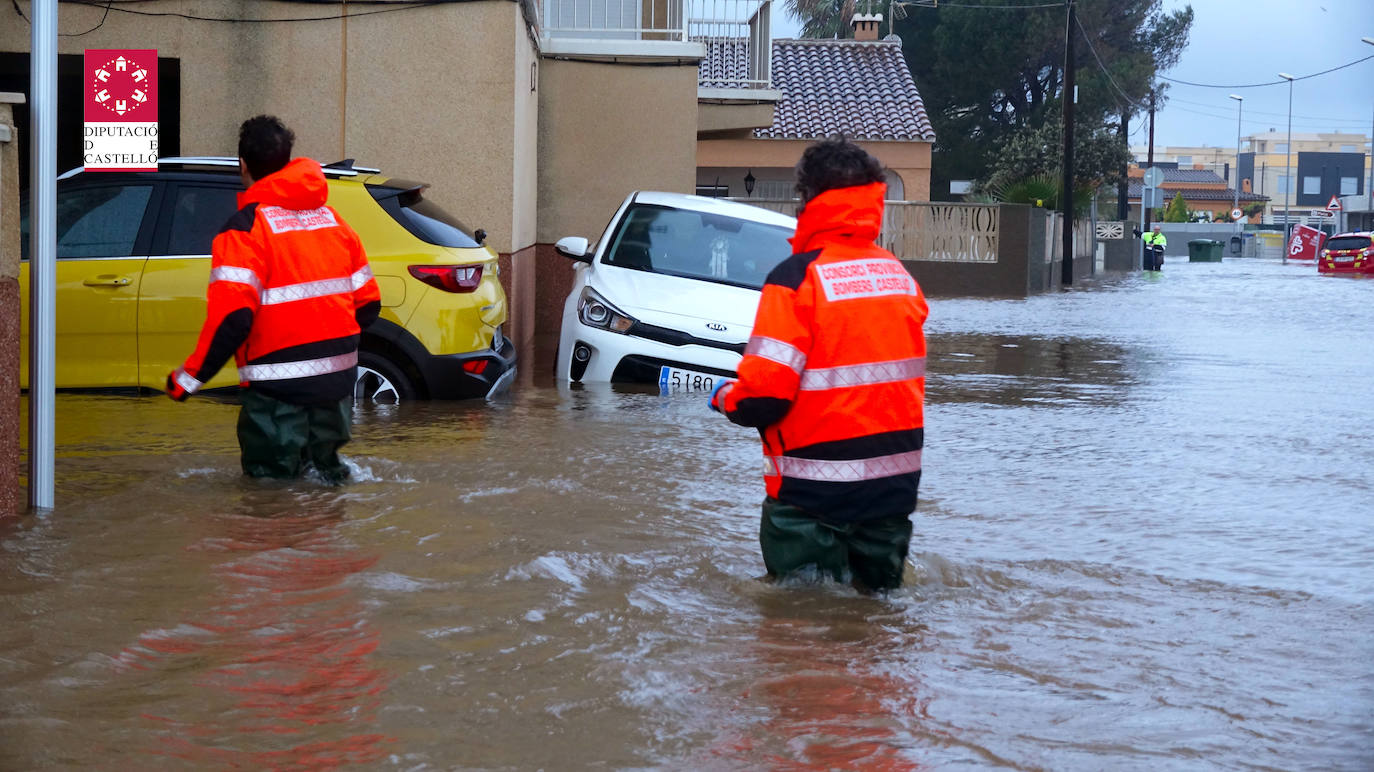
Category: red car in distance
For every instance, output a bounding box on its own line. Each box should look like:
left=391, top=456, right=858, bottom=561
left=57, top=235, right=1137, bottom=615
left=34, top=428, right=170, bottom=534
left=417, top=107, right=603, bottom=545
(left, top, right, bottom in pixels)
left=1319, top=232, right=1374, bottom=275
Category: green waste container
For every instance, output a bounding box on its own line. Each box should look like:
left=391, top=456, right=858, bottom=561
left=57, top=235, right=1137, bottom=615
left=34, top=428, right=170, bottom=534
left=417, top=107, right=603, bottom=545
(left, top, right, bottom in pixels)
left=1188, top=239, right=1224, bottom=262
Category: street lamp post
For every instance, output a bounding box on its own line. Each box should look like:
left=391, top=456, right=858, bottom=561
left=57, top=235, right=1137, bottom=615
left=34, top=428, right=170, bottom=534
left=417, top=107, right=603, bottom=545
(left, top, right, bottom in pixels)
left=1365, top=39, right=1373, bottom=212
left=1230, top=94, right=1243, bottom=230
left=1279, top=72, right=1295, bottom=257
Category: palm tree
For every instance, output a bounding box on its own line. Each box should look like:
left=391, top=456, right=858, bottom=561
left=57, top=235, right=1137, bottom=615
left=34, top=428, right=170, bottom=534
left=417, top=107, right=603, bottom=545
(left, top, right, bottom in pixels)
left=783, top=0, right=856, bottom=39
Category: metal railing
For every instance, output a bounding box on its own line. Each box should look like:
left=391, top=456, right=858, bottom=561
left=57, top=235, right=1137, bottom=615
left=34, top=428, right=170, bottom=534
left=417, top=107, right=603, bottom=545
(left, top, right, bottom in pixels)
left=738, top=200, right=1002, bottom=263
left=693, top=0, right=772, bottom=89
left=541, top=0, right=686, bottom=41
left=540, top=0, right=773, bottom=89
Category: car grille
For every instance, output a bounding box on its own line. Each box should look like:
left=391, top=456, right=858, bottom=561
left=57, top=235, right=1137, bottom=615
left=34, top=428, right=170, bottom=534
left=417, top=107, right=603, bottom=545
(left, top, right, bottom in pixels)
left=626, top=321, right=745, bottom=354
left=612, top=355, right=738, bottom=384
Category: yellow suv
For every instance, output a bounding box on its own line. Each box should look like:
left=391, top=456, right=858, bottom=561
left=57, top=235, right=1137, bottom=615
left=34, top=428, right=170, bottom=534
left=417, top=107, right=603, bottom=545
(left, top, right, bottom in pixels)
left=20, top=157, right=515, bottom=401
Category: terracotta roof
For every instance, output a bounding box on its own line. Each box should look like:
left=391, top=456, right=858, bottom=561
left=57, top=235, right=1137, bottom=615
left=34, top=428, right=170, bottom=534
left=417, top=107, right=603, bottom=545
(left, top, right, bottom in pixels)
left=762, top=39, right=935, bottom=142
left=699, top=37, right=935, bottom=142
left=1128, top=181, right=1268, bottom=202
left=1131, top=168, right=1228, bottom=184
left=699, top=39, right=752, bottom=89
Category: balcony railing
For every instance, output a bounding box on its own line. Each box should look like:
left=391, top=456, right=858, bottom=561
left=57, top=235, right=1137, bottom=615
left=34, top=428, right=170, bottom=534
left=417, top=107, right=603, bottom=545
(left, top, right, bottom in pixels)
left=540, top=0, right=773, bottom=90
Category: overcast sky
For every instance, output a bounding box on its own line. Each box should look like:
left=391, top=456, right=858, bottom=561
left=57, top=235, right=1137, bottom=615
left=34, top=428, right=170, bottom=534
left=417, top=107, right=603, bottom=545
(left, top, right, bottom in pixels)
left=771, top=0, right=1373, bottom=150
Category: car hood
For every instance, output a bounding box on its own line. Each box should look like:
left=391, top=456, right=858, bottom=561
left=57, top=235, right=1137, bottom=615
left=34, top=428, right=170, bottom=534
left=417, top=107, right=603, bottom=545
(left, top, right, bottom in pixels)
left=592, top=267, right=760, bottom=344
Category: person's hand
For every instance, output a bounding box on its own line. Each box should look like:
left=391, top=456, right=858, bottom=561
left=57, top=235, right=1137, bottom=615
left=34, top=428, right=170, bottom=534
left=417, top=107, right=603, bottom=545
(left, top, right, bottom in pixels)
left=166, top=370, right=191, bottom=402
left=709, top=379, right=735, bottom=413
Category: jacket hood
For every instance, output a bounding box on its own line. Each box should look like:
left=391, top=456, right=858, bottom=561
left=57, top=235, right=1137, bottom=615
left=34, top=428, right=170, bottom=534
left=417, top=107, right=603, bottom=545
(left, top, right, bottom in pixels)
left=790, top=181, right=886, bottom=253
left=238, top=157, right=328, bottom=210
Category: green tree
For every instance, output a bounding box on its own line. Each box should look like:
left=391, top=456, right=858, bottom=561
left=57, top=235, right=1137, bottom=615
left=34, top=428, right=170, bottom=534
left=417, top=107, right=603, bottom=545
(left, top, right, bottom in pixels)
left=889, top=0, right=1192, bottom=198
left=1163, top=191, right=1189, bottom=222
left=783, top=0, right=857, bottom=39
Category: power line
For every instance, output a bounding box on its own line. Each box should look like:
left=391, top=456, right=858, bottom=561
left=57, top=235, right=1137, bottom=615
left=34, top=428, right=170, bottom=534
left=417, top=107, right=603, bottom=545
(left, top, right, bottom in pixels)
left=57, top=0, right=454, bottom=24
left=1072, top=11, right=1144, bottom=110
left=910, top=1, right=1066, bottom=8
left=1160, top=54, right=1374, bottom=89
left=1167, top=97, right=1369, bottom=125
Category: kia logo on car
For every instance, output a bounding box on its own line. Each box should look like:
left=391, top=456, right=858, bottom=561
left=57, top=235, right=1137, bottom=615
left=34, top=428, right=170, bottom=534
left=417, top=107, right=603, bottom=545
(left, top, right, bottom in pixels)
left=706, top=322, right=728, bottom=332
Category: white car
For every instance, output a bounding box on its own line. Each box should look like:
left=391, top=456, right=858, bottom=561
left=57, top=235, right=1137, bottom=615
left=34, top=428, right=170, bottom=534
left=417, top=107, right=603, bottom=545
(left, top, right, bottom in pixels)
left=555, top=191, right=797, bottom=390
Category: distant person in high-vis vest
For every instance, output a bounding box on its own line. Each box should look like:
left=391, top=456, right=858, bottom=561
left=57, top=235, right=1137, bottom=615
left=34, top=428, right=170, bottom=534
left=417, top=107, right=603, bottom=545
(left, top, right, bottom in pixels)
left=708, top=137, right=928, bottom=592
left=166, top=115, right=381, bottom=482
left=1141, top=224, right=1167, bottom=270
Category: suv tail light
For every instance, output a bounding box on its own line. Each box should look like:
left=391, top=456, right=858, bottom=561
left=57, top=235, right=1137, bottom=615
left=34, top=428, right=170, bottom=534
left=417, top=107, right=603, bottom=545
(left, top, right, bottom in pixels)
left=408, top=264, right=482, bottom=293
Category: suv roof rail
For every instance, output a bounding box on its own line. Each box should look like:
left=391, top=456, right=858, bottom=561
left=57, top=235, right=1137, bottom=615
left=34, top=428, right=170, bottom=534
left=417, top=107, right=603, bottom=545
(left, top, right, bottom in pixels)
left=56, top=156, right=380, bottom=180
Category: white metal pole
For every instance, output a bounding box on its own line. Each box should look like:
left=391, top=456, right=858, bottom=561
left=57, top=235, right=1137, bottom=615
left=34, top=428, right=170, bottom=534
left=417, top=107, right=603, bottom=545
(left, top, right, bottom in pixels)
left=1364, top=40, right=1373, bottom=226
left=28, top=0, right=57, bottom=510
left=1279, top=72, right=1294, bottom=263
left=1230, top=94, right=1242, bottom=232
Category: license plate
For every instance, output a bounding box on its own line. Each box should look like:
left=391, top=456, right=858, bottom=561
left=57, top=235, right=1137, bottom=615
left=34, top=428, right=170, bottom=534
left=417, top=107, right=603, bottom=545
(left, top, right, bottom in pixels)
left=1334, top=255, right=1355, bottom=262
left=659, top=366, right=719, bottom=393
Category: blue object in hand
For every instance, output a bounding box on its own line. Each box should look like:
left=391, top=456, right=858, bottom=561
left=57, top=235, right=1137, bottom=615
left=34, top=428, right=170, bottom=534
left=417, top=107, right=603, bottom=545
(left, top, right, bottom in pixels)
left=708, top=379, right=734, bottom=413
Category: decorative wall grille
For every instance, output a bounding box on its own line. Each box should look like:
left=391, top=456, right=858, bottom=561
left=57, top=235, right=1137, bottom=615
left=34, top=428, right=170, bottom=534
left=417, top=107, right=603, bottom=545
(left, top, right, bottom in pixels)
left=1096, top=221, right=1125, bottom=240
left=736, top=200, right=1000, bottom=263
left=883, top=203, right=999, bottom=263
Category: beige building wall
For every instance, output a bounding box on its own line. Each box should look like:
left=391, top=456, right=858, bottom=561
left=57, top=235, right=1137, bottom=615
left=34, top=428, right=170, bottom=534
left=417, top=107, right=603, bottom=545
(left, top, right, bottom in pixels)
left=1, top=0, right=535, bottom=254
left=534, top=58, right=700, bottom=369
left=697, top=138, right=932, bottom=202
left=536, top=59, right=699, bottom=243
left=0, top=95, right=20, bottom=517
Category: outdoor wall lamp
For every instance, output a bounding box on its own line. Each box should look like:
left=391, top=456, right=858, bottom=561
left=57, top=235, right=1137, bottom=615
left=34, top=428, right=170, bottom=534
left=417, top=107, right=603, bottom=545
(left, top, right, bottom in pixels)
left=744, top=169, right=756, bottom=197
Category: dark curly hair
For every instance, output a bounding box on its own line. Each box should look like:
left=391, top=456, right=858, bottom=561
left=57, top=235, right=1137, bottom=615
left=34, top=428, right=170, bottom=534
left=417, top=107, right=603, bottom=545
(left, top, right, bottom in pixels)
left=237, top=115, right=294, bottom=181
left=794, top=136, right=886, bottom=204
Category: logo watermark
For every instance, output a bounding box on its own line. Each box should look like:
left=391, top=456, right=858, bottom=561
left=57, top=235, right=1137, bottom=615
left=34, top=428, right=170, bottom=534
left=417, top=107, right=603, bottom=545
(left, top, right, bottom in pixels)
left=83, top=49, right=158, bottom=171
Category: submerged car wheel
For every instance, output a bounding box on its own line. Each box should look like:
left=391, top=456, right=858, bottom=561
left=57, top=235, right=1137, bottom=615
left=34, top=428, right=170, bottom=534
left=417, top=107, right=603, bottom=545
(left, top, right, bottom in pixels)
left=355, top=351, right=416, bottom=403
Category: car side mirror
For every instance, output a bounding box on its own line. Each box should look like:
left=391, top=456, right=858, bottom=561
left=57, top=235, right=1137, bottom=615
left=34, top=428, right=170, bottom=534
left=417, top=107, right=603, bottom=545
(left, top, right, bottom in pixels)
left=555, top=236, right=592, bottom=263
left=474, top=228, right=487, bottom=245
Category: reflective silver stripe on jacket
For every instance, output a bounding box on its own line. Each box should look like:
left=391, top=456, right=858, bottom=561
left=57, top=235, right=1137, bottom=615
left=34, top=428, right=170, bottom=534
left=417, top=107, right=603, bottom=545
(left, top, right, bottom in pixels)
left=351, top=265, right=374, bottom=290
left=745, top=335, right=806, bottom=374
left=209, top=265, right=263, bottom=293
left=174, top=369, right=203, bottom=394
left=238, top=351, right=357, bottom=382
left=767, top=449, right=923, bottom=482
left=261, top=276, right=355, bottom=306
left=799, top=356, right=926, bottom=391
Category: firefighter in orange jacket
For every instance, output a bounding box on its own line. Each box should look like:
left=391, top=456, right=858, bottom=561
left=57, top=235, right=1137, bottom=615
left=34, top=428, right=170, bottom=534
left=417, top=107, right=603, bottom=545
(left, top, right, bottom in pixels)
left=709, top=138, right=928, bottom=591
left=167, top=116, right=381, bottom=482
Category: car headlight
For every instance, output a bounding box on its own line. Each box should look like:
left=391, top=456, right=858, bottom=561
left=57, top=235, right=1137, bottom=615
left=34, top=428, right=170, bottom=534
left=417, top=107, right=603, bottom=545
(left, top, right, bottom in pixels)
left=578, top=287, right=635, bottom=333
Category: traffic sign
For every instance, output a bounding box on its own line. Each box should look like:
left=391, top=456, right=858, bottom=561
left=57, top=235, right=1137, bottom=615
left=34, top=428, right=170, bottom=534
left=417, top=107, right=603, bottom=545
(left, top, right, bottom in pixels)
left=1143, top=166, right=1165, bottom=188
left=1309, top=209, right=1335, bottom=218
left=1326, top=195, right=1342, bottom=212
left=1230, top=208, right=1243, bottom=220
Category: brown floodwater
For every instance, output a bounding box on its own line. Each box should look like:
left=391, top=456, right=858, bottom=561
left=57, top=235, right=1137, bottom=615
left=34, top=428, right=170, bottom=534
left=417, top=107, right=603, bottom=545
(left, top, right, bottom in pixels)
left=2, top=259, right=1371, bottom=769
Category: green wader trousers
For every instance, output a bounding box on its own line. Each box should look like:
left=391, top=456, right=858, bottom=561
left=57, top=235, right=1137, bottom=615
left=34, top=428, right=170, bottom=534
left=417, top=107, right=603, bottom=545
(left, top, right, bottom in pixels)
left=236, top=389, right=352, bottom=483
left=760, top=498, right=913, bottom=592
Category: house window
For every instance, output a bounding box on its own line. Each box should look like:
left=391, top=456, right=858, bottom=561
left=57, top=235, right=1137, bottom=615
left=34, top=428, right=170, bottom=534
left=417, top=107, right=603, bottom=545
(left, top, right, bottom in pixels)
left=1341, top=177, right=1358, bottom=195
left=1276, top=175, right=1291, bottom=194
left=1302, top=176, right=1321, bottom=195
left=1175, top=155, right=1192, bottom=165
left=1275, top=143, right=1288, bottom=154
left=1340, top=145, right=1357, bottom=153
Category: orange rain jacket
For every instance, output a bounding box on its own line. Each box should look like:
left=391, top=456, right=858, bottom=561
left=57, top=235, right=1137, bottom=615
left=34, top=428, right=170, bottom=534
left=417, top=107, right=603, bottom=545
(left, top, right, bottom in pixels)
left=714, top=181, right=928, bottom=522
left=171, top=158, right=381, bottom=404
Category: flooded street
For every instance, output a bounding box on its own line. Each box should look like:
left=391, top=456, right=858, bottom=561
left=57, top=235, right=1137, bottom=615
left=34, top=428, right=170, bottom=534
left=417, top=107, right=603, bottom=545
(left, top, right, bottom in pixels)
left=2, top=259, right=1372, bottom=769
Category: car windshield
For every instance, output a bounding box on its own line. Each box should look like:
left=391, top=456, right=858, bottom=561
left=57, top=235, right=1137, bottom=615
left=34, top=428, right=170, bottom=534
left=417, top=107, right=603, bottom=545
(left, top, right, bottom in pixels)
left=603, top=203, right=794, bottom=290
left=1327, top=235, right=1371, bottom=251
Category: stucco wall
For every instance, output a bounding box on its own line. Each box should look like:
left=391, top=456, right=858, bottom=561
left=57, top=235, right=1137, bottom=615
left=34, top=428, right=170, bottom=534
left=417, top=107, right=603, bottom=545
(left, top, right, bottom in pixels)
left=536, top=58, right=699, bottom=244
left=1, top=0, right=532, bottom=254
left=533, top=57, right=700, bottom=372
left=0, top=97, right=19, bottom=517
